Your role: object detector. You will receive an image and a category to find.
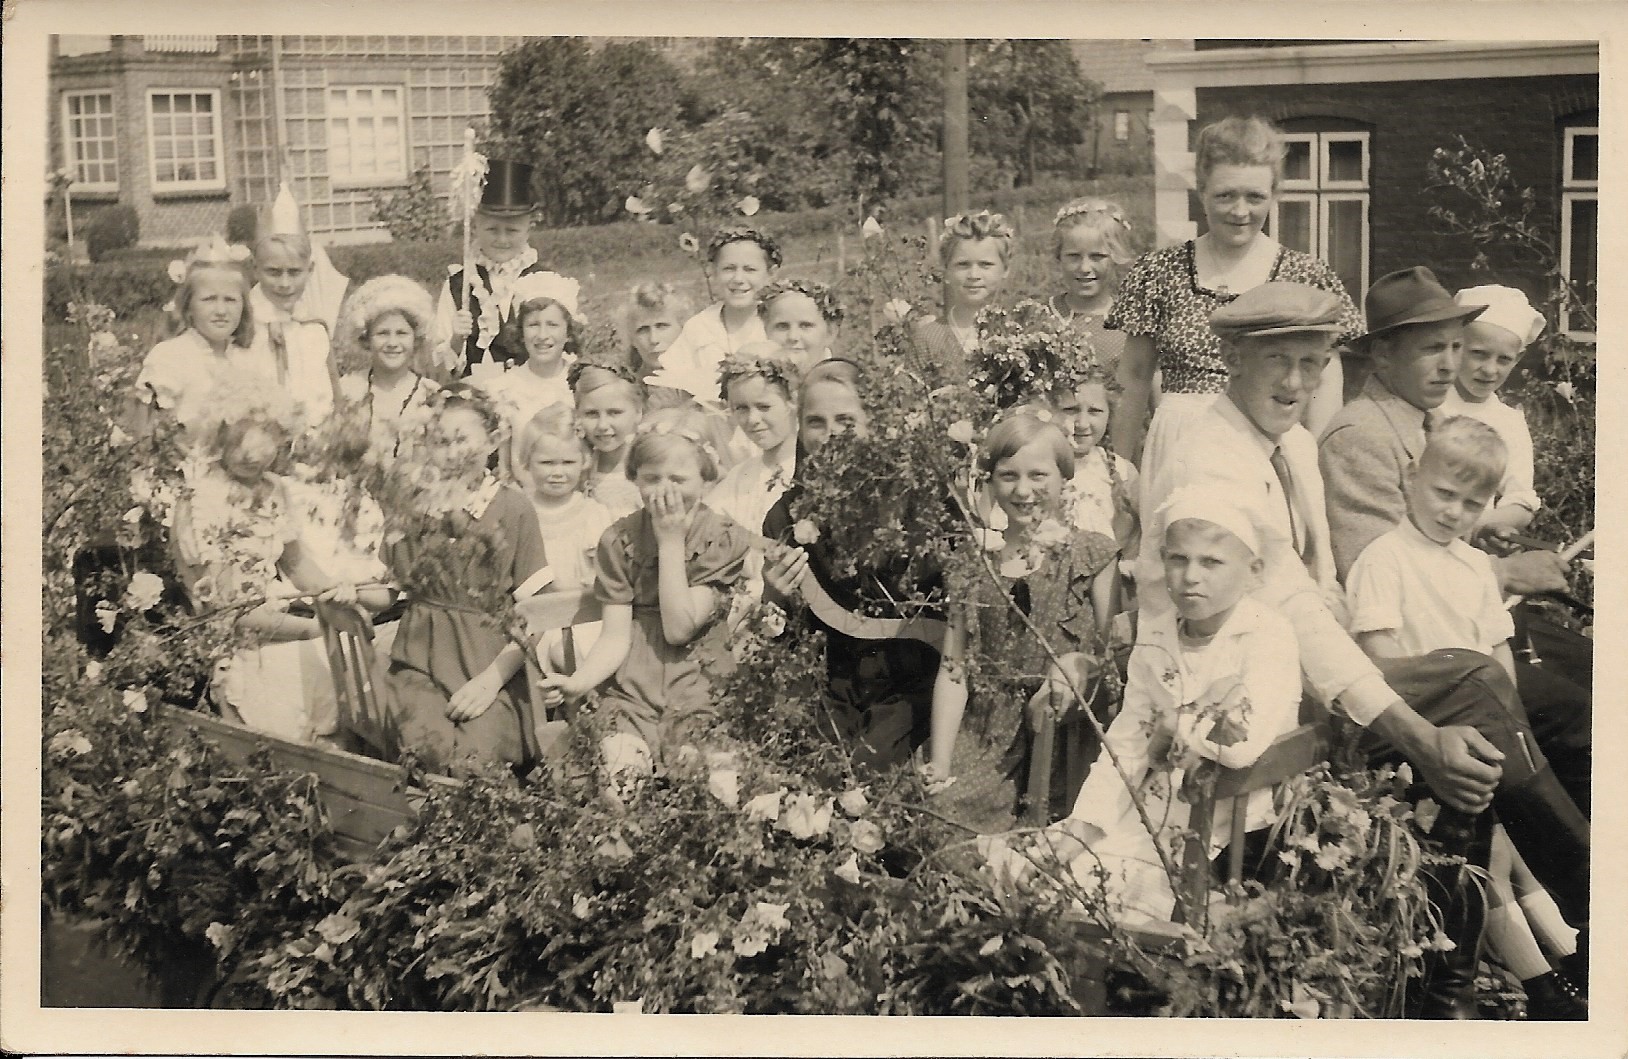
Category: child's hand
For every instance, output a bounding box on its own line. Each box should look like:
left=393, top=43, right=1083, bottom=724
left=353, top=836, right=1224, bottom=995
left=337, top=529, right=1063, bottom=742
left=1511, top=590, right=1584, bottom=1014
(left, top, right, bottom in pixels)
left=536, top=672, right=584, bottom=710
left=646, top=483, right=693, bottom=540
left=450, top=309, right=474, bottom=343
left=447, top=667, right=504, bottom=723
left=916, top=758, right=956, bottom=795
left=763, top=545, right=810, bottom=599
left=317, top=581, right=358, bottom=607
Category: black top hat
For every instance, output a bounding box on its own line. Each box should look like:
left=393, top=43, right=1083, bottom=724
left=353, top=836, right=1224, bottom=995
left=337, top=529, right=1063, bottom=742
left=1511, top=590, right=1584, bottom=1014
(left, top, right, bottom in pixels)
left=479, top=158, right=538, bottom=215
left=1354, top=266, right=1485, bottom=347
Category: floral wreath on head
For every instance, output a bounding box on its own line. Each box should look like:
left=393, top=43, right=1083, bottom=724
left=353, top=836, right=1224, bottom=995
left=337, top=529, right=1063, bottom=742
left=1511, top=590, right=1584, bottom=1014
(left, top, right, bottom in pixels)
left=706, top=224, right=784, bottom=269
left=941, top=209, right=1014, bottom=246
left=970, top=299, right=1100, bottom=410
left=1053, top=199, right=1132, bottom=232
left=757, top=278, right=844, bottom=326
left=716, top=347, right=801, bottom=404
left=633, top=414, right=722, bottom=474
left=567, top=344, right=644, bottom=394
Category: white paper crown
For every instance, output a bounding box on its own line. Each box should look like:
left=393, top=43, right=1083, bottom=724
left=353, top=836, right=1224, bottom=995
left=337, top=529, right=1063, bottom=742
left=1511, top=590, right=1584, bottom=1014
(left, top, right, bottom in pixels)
left=510, top=271, right=584, bottom=321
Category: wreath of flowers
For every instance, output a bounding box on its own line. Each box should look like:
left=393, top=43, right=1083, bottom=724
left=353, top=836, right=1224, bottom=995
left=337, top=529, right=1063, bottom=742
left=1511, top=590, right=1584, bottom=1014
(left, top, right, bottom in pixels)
left=716, top=347, right=801, bottom=403
left=1053, top=198, right=1132, bottom=232
left=940, top=210, right=1014, bottom=246
left=567, top=344, right=644, bottom=393
left=970, top=299, right=1100, bottom=410
left=633, top=414, right=723, bottom=474
left=706, top=225, right=784, bottom=269
left=194, top=375, right=305, bottom=459
left=757, top=278, right=844, bottom=326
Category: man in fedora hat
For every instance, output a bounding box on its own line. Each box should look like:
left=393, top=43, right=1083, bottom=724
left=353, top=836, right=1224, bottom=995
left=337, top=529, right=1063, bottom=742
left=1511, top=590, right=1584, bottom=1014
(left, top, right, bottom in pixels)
left=432, top=157, right=550, bottom=380
left=1132, top=280, right=1588, bottom=1017
left=1321, top=266, right=1571, bottom=597
left=1317, top=266, right=1590, bottom=1013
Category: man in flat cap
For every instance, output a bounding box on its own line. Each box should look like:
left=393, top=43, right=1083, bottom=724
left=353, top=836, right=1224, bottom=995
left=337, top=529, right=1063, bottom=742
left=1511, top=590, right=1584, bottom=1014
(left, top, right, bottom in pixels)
left=1130, top=280, right=1588, bottom=1018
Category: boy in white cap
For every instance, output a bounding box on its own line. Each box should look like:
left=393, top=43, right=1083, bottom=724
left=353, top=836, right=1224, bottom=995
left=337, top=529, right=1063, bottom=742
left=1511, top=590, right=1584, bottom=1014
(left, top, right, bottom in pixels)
left=1041, top=484, right=1301, bottom=924
left=1439, top=284, right=1548, bottom=543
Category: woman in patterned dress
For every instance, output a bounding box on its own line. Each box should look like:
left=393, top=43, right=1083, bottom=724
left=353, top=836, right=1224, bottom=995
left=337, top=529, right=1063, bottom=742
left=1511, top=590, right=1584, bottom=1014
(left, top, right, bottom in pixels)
left=1106, top=116, right=1363, bottom=491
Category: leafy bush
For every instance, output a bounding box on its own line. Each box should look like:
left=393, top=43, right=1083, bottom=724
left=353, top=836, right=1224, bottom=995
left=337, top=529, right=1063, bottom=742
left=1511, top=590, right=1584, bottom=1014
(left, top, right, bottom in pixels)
left=226, top=204, right=259, bottom=246
left=84, top=204, right=140, bottom=262
left=368, top=167, right=451, bottom=244
left=45, top=261, right=174, bottom=321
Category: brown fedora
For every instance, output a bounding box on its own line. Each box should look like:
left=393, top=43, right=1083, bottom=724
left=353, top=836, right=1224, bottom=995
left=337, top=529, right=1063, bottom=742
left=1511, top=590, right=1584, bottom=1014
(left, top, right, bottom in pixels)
left=1355, top=266, right=1485, bottom=347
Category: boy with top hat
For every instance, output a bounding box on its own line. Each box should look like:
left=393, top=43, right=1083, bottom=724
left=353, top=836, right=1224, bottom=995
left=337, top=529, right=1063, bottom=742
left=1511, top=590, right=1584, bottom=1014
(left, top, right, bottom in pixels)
left=432, top=158, right=550, bottom=382
left=1133, top=280, right=1588, bottom=1017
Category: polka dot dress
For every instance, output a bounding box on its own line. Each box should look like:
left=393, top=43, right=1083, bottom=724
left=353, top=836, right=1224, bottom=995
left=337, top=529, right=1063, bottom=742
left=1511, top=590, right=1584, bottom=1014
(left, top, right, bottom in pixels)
left=1106, top=241, right=1364, bottom=394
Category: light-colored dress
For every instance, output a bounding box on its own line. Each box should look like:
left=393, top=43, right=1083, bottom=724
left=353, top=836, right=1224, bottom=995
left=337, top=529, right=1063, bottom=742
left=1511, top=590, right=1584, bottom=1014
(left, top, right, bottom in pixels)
left=532, top=492, right=614, bottom=661
left=176, top=467, right=336, bottom=743
left=336, top=372, right=440, bottom=464
left=480, top=363, right=573, bottom=438
left=136, top=329, right=281, bottom=438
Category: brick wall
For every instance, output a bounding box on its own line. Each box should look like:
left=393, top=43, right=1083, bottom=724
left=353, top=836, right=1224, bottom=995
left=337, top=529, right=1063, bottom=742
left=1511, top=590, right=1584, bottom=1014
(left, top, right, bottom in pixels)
left=1196, top=74, right=1598, bottom=302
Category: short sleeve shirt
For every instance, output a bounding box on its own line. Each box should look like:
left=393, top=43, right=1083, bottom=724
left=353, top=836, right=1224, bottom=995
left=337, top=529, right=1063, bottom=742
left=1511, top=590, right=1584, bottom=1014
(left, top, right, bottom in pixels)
left=1345, top=521, right=1515, bottom=656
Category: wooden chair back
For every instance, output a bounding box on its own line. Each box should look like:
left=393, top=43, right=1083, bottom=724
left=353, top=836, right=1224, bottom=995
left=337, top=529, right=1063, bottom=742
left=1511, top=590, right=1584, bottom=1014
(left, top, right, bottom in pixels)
left=514, top=588, right=603, bottom=722
left=315, top=599, right=381, bottom=745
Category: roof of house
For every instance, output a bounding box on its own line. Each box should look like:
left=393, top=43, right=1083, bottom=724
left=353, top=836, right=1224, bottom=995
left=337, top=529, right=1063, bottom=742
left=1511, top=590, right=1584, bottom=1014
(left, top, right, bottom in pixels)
left=1070, top=39, right=1193, bottom=94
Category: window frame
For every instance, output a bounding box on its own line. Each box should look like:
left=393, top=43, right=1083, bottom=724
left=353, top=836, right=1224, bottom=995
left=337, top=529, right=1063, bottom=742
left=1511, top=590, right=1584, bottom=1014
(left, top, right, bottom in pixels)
left=1268, top=130, right=1371, bottom=298
left=1113, top=109, right=1130, bottom=143
left=1560, top=126, right=1599, bottom=340
left=145, top=89, right=226, bottom=193
left=326, top=83, right=410, bottom=189
left=61, top=90, right=120, bottom=193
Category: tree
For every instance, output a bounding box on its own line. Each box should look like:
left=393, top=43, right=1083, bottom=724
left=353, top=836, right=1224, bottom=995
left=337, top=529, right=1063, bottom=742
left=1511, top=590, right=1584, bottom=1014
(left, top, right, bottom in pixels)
left=486, top=38, right=694, bottom=226
left=967, top=41, right=1100, bottom=187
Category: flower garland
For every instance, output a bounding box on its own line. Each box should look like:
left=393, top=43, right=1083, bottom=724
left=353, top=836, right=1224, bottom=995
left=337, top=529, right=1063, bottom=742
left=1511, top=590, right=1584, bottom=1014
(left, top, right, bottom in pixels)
left=716, top=346, right=801, bottom=403
left=706, top=224, right=784, bottom=269
left=970, top=299, right=1100, bottom=410
left=757, top=278, right=844, bottom=326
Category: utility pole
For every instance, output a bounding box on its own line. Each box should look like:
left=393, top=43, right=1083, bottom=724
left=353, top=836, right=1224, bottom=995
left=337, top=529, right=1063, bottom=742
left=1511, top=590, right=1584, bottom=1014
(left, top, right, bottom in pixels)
left=942, top=39, right=969, bottom=220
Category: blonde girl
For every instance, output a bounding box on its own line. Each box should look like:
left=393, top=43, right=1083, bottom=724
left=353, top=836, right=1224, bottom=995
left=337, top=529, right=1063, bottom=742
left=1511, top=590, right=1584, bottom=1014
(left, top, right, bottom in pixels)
left=135, top=246, right=278, bottom=440
left=172, top=377, right=368, bottom=744
left=539, top=410, right=752, bottom=778
left=513, top=403, right=613, bottom=594
left=1050, top=198, right=1136, bottom=374
left=908, top=210, right=1015, bottom=381
left=570, top=360, right=648, bottom=520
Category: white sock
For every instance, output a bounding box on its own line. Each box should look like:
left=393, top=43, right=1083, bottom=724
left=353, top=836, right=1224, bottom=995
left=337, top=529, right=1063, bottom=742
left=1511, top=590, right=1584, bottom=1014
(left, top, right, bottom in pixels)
left=1519, top=892, right=1579, bottom=958
left=1484, top=904, right=1552, bottom=982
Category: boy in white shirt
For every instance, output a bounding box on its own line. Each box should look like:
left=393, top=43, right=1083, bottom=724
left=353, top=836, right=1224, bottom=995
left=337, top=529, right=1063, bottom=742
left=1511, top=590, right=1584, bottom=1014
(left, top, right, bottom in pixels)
left=1346, top=416, right=1584, bottom=1018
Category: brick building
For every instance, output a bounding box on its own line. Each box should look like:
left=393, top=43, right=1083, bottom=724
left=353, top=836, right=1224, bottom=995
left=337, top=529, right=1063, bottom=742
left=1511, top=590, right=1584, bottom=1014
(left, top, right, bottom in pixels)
left=49, top=34, right=523, bottom=247
left=1146, top=40, right=1599, bottom=338
left=1069, top=39, right=1192, bottom=177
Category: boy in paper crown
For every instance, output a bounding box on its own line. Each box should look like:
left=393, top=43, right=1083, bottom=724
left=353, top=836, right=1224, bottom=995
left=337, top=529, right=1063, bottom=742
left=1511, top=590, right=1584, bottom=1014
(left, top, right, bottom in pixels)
left=1034, top=485, right=1301, bottom=924
left=1439, top=284, right=1547, bottom=544
left=433, top=158, right=551, bottom=383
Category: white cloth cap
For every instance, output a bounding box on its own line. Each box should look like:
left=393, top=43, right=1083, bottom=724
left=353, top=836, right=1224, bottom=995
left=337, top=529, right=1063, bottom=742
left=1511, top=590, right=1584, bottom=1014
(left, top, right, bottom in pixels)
left=1455, top=285, right=1545, bottom=347
left=510, top=271, right=583, bottom=321
left=1160, top=484, right=1261, bottom=557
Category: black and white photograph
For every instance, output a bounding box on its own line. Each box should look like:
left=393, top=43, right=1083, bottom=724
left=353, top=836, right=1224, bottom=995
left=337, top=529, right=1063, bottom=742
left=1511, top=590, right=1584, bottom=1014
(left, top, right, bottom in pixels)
left=2, top=4, right=1621, bottom=1056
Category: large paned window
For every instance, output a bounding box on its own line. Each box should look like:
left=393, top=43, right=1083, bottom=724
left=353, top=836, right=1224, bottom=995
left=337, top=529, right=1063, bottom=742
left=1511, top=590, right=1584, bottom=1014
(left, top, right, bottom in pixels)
left=327, top=85, right=408, bottom=186
left=1271, top=131, right=1370, bottom=302
left=147, top=90, right=224, bottom=191
left=62, top=91, right=118, bottom=191
left=1561, top=126, right=1598, bottom=338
